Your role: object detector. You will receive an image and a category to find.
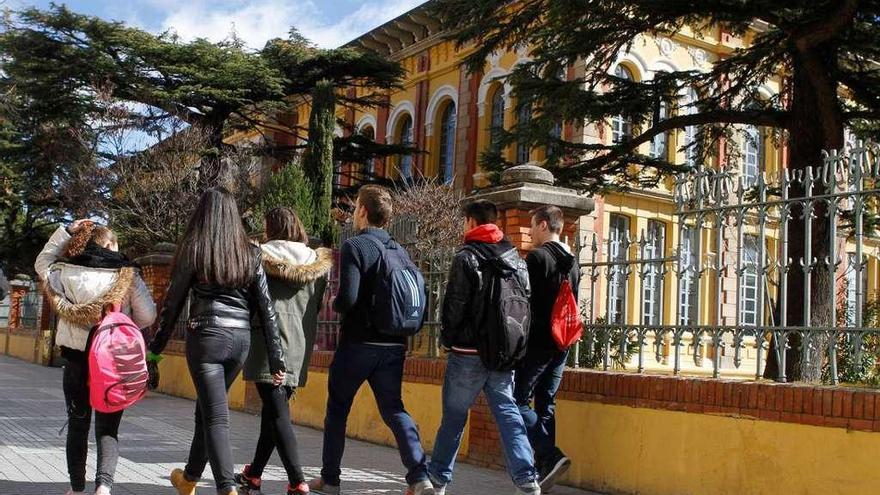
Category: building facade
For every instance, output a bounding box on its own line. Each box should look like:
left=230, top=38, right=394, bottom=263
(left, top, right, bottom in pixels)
left=232, top=1, right=880, bottom=374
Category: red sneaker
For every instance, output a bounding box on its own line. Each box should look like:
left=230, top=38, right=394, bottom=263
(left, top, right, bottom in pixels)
left=288, top=482, right=310, bottom=495
left=233, top=464, right=262, bottom=493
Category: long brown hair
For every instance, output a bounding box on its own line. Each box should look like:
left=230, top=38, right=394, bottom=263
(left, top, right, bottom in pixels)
left=265, top=207, right=308, bottom=243
left=175, top=188, right=254, bottom=288
left=65, top=222, right=118, bottom=258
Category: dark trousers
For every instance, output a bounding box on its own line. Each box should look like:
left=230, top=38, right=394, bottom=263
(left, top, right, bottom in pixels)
left=513, top=348, right=569, bottom=464
left=183, top=326, right=250, bottom=492
left=248, top=383, right=305, bottom=485
left=321, top=342, right=428, bottom=486
left=61, top=346, right=124, bottom=492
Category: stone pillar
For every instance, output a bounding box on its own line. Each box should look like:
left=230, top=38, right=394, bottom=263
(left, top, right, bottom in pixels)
left=462, top=164, right=593, bottom=469
left=135, top=243, right=176, bottom=347
left=135, top=243, right=176, bottom=307
left=466, top=164, right=594, bottom=253
left=7, top=276, right=31, bottom=330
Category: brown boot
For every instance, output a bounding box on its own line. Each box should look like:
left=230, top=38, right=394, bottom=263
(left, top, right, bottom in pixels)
left=170, top=468, right=197, bottom=495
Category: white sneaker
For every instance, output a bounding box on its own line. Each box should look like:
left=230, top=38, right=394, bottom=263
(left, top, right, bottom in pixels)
left=405, top=480, right=435, bottom=495
left=515, top=481, right=541, bottom=495
left=95, top=486, right=111, bottom=495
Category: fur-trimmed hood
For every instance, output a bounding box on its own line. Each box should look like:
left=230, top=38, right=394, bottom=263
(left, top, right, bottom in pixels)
left=260, top=241, right=333, bottom=284
left=43, top=265, right=135, bottom=328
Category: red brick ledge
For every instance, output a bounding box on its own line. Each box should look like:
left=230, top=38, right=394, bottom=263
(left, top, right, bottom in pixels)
left=558, top=369, right=880, bottom=433
left=309, top=351, right=880, bottom=433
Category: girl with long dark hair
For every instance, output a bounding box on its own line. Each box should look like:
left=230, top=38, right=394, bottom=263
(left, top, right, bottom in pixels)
left=35, top=220, right=157, bottom=495
left=235, top=207, right=332, bottom=495
left=149, top=188, right=286, bottom=495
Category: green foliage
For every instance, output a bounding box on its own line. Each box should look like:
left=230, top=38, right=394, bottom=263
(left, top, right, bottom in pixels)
left=0, top=3, right=407, bottom=268
left=302, top=80, right=337, bottom=241
left=251, top=161, right=334, bottom=243
left=569, top=316, right=640, bottom=370
left=823, top=300, right=880, bottom=387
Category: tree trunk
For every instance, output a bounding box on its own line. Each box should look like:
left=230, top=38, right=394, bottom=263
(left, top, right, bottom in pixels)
left=766, top=44, right=844, bottom=382
left=197, top=125, right=228, bottom=190
left=303, top=80, right=336, bottom=240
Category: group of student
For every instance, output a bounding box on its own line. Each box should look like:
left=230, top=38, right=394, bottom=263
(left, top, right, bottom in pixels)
left=33, top=183, right=579, bottom=495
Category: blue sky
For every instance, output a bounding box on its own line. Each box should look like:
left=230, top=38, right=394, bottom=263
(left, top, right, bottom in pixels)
left=20, top=0, right=427, bottom=48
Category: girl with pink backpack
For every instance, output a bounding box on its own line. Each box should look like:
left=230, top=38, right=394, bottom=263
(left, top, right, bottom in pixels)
left=35, top=220, right=157, bottom=495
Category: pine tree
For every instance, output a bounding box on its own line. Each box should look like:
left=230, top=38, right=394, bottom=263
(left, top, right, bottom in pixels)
left=303, top=80, right=337, bottom=241
left=435, top=0, right=880, bottom=380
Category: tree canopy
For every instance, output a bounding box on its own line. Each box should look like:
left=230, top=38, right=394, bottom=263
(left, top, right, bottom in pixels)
left=435, top=0, right=880, bottom=191
left=0, top=4, right=408, bottom=273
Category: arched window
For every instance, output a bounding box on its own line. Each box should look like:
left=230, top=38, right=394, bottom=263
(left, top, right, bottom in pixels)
left=611, top=65, right=634, bottom=144
left=396, top=114, right=414, bottom=180
left=682, top=87, right=699, bottom=167
left=516, top=100, right=532, bottom=164
left=438, top=102, right=457, bottom=184
left=490, top=86, right=506, bottom=150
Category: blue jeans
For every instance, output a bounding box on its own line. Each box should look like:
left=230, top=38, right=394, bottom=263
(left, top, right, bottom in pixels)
left=513, top=349, right=568, bottom=464
left=428, top=353, right=537, bottom=487
left=321, top=342, right=428, bottom=486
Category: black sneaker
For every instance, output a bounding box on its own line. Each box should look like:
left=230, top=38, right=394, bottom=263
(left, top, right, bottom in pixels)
left=538, top=450, right=571, bottom=493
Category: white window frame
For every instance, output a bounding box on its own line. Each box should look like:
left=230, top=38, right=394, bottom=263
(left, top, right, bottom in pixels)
left=742, top=125, right=762, bottom=188
left=439, top=103, right=457, bottom=184
left=678, top=226, right=699, bottom=326
left=609, top=214, right=630, bottom=324
left=739, top=235, right=759, bottom=326
left=642, top=220, right=665, bottom=326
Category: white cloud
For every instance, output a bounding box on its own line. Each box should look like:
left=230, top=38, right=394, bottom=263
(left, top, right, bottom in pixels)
left=154, top=0, right=426, bottom=49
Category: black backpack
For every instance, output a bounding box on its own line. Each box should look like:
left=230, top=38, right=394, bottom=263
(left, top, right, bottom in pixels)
left=365, top=236, right=427, bottom=337
left=466, top=244, right=531, bottom=371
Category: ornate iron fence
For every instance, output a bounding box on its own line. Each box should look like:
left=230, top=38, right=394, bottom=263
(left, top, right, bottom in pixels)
left=576, top=144, right=880, bottom=385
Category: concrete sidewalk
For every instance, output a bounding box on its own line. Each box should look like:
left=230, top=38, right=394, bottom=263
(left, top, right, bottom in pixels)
left=0, top=355, right=599, bottom=495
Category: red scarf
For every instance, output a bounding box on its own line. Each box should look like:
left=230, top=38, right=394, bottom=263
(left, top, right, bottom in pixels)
left=464, top=224, right=504, bottom=244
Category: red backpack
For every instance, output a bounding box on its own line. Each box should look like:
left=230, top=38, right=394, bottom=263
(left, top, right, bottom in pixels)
left=88, top=304, right=149, bottom=413
left=550, top=265, right=582, bottom=351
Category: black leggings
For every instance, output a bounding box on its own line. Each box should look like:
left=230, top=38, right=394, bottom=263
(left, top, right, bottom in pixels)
left=61, top=347, right=124, bottom=492
left=183, top=326, right=250, bottom=493
left=248, top=383, right=304, bottom=485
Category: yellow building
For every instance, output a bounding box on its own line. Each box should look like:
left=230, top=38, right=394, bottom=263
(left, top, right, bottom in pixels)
left=234, top=1, right=880, bottom=376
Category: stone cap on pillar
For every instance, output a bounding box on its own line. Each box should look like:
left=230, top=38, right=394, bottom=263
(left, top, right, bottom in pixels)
left=466, top=163, right=594, bottom=217
left=10, top=274, right=32, bottom=288
left=134, top=242, right=176, bottom=266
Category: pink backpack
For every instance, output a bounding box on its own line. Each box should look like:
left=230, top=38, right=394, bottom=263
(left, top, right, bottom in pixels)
left=88, top=304, right=149, bottom=413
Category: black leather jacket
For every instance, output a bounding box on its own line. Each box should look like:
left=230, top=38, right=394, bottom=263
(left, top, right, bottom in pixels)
left=149, top=246, right=285, bottom=374
left=441, top=239, right=530, bottom=350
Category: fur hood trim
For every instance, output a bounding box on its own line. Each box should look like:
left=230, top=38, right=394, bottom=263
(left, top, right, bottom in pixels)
left=44, top=267, right=135, bottom=327
left=262, top=247, right=333, bottom=284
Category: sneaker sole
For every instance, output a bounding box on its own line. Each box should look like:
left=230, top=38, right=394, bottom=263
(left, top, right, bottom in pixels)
left=539, top=456, right=572, bottom=493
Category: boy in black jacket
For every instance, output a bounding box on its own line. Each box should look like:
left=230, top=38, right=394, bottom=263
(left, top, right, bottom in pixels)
left=514, top=206, right=579, bottom=492
left=428, top=200, right=540, bottom=495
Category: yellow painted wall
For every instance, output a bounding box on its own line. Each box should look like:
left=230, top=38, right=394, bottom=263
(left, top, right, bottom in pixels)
left=556, top=399, right=880, bottom=495
left=154, top=356, right=462, bottom=455
left=7, top=333, right=37, bottom=362
left=155, top=353, right=246, bottom=408
left=291, top=369, right=463, bottom=455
